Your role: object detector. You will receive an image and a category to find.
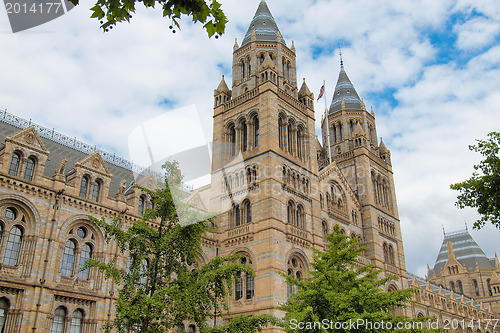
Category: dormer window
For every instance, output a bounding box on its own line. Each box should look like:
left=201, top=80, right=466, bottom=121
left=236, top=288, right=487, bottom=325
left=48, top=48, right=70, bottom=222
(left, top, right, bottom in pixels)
left=23, top=157, right=36, bottom=181
left=91, top=180, right=101, bottom=202
left=79, top=176, right=89, bottom=198
left=8, top=152, right=21, bottom=177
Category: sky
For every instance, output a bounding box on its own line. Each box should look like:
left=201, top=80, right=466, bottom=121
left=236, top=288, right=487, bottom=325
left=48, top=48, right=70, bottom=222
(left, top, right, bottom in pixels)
left=1, top=0, right=499, bottom=278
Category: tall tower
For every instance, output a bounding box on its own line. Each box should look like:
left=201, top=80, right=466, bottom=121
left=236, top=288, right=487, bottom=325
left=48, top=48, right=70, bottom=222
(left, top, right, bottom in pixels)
left=210, top=0, right=322, bottom=326
left=321, top=57, right=407, bottom=283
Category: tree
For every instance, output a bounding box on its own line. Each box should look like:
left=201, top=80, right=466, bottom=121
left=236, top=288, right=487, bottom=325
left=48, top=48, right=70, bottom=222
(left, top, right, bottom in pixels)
left=279, top=225, right=429, bottom=332
left=68, top=0, right=227, bottom=36
left=87, top=161, right=275, bottom=332
left=450, top=131, right=500, bottom=230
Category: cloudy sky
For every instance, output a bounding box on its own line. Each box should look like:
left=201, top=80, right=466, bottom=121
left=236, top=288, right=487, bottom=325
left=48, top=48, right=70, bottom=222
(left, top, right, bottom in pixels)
left=1, top=0, right=499, bottom=277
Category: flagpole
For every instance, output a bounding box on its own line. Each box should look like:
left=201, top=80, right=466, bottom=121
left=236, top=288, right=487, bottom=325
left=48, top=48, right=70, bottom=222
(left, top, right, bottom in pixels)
left=324, top=79, right=332, bottom=164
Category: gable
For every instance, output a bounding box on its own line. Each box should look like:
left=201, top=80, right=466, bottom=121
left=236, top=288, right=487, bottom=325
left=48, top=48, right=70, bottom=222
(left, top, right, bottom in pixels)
left=5, top=125, right=49, bottom=155
left=75, top=151, right=112, bottom=178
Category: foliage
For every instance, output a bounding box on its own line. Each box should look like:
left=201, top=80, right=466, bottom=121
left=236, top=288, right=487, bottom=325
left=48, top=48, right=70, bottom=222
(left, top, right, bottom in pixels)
left=68, top=0, right=227, bottom=37
left=279, top=225, right=432, bottom=332
left=450, top=131, right=500, bottom=229
left=86, top=161, right=274, bottom=332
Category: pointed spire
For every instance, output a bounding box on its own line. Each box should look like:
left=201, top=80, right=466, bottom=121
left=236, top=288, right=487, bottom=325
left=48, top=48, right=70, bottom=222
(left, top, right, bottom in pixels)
left=242, top=0, right=285, bottom=46
left=495, top=253, right=499, bottom=269
left=379, top=138, right=388, bottom=153
left=352, top=122, right=365, bottom=137
left=260, top=52, right=275, bottom=70
left=214, top=75, right=230, bottom=95
left=298, top=78, right=313, bottom=99
left=291, top=40, right=295, bottom=52
left=233, top=38, right=239, bottom=50
left=329, top=56, right=362, bottom=114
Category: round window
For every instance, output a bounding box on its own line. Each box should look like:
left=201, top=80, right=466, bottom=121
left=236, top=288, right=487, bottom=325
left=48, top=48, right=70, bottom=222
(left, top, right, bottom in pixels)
left=77, top=227, right=87, bottom=238
left=4, top=208, right=17, bottom=221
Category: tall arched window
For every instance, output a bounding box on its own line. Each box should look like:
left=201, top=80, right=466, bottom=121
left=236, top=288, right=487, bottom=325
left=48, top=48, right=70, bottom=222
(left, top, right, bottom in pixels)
left=288, top=123, right=293, bottom=153
left=297, top=127, right=303, bottom=159
left=472, top=279, right=480, bottom=296
left=287, top=255, right=305, bottom=298
left=388, top=245, right=395, bottom=265
left=61, top=240, right=76, bottom=277
left=78, top=243, right=93, bottom=280
left=242, top=200, right=251, bottom=224
left=296, top=205, right=305, bottom=228
left=457, top=280, right=464, bottom=294
left=91, top=180, right=101, bottom=202
left=450, top=281, right=456, bottom=293
left=8, top=152, right=21, bottom=176
left=138, top=196, right=145, bottom=216
left=3, top=226, right=23, bottom=266
left=139, top=259, right=148, bottom=287
left=487, top=279, right=492, bottom=296
left=24, top=157, right=36, bottom=181
left=79, top=176, right=89, bottom=198
left=287, top=201, right=295, bottom=225
left=322, top=221, right=328, bottom=235
left=235, top=271, right=243, bottom=301
left=230, top=125, right=236, bottom=156
left=50, top=307, right=66, bottom=333
left=69, top=309, right=84, bottom=333
left=253, top=115, right=259, bottom=147
left=242, top=121, right=248, bottom=152
left=0, top=298, right=9, bottom=333
left=235, top=255, right=254, bottom=301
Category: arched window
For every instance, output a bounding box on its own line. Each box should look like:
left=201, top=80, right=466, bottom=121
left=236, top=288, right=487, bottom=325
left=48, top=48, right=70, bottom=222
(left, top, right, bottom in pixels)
left=139, top=258, right=148, bottom=287
left=230, top=125, right=236, bottom=156
left=487, top=279, right=492, bottom=296
left=8, top=152, right=21, bottom=176
left=288, top=123, right=293, bottom=153
left=457, top=280, right=464, bottom=295
left=242, top=200, right=251, bottom=224
left=388, top=245, right=395, bottom=265
left=69, top=309, right=84, bottom=333
left=79, top=176, right=89, bottom=198
left=242, top=121, right=248, bottom=152
left=297, top=127, right=303, bottom=159
left=0, top=298, right=9, bottom=332
left=242, top=256, right=254, bottom=299
left=50, top=307, right=66, bottom=333
left=138, top=196, right=145, bottom=216
left=61, top=225, right=97, bottom=281
left=296, top=205, right=305, bottom=228
left=253, top=115, right=259, bottom=147
left=78, top=243, right=93, bottom=280
left=235, top=271, right=243, bottom=300
left=450, top=281, right=455, bottom=293
left=322, top=221, right=328, bottom=235
left=473, top=279, right=480, bottom=296
left=287, top=255, right=305, bottom=299
left=24, top=157, right=36, bottom=181
left=234, top=204, right=241, bottom=227
left=287, top=201, right=295, bottom=225
left=91, top=180, right=101, bottom=202
left=61, top=240, right=76, bottom=277
left=3, top=226, right=23, bottom=266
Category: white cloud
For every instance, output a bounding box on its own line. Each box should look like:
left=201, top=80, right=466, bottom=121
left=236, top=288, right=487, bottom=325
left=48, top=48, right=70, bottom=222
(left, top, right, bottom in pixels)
left=454, top=17, right=500, bottom=50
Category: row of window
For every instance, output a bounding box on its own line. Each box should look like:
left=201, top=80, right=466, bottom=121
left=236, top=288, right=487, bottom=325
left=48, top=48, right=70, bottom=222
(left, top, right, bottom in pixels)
left=383, top=242, right=395, bottom=265
left=282, top=165, right=310, bottom=195
left=79, top=176, right=102, bottom=202
left=229, top=200, right=251, bottom=227
left=278, top=115, right=307, bottom=159
left=222, top=165, right=258, bottom=193
left=287, top=200, right=305, bottom=229
left=8, top=152, right=36, bottom=181
left=49, top=307, right=85, bottom=333
left=225, top=115, right=259, bottom=157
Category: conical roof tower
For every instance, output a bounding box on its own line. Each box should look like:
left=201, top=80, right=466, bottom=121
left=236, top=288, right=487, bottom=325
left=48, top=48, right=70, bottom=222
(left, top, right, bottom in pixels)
left=242, top=0, right=286, bottom=46
left=329, top=57, right=362, bottom=113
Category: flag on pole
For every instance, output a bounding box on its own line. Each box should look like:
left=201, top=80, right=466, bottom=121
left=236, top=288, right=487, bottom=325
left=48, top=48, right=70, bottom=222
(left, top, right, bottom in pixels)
left=317, top=84, right=325, bottom=101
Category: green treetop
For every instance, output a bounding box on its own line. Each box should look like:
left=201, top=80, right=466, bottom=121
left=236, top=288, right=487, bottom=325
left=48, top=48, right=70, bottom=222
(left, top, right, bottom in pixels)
left=279, top=225, right=431, bottom=332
